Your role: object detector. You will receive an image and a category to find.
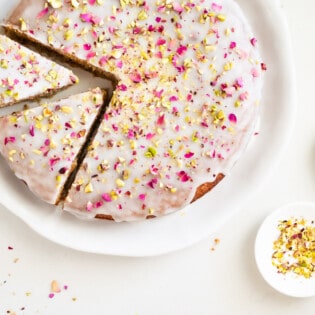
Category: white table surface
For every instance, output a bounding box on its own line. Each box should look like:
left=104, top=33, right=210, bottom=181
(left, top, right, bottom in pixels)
left=1, top=0, right=315, bottom=314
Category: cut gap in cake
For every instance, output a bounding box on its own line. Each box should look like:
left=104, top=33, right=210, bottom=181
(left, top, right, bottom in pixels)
left=0, top=34, right=78, bottom=108
left=58, top=88, right=110, bottom=204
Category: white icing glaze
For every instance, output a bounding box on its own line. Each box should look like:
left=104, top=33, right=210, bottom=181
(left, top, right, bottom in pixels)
left=4, top=0, right=264, bottom=221
left=0, top=88, right=105, bottom=204
left=0, top=34, right=77, bottom=107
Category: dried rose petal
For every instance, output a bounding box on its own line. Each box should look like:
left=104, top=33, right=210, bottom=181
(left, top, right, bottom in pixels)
left=86, top=201, right=93, bottom=211
left=176, top=45, right=187, bottom=56
left=29, top=125, right=35, bottom=137
left=212, top=3, right=223, bottom=11
left=102, top=193, right=112, bottom=202
left=146, top=133, right=155, bottom=140
left=229, top=42, right=236, bottom=49
left=117, top=84, right=127, bottom=91
left=176, top=171, right=191, bottom=183
left=37, top=7, right=49, bottom=19
left=80, top=13, right=93, bottom=23
left=147, top=178, right=158, bottom=189
left=250, top=37, right=257, bottom=46
left=169, top=95, right=178, bottom=102
left=156, top=38, right=166, bottom=46
left=184, top=152, right=194, bottom=159
left=99, top=56, right=108, bottom=66
left=83, top=43, right=92, bottom=51
left=86, top=51, right=96, bottom=59
left=153, top=89, right=164, bottom=98
left=139, top=194, right=146, bottom=201
left=228, top=113, right=237, bottom=124
left=156, top=114, right=165, bottom=125
left=173, top=2, right=184, bottom=13
left=4, top=136, right=16, bottom=145
left=129, top=72, right=142, bottom=83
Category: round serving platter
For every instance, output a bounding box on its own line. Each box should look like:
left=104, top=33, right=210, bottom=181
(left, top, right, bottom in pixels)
left=0, top=0, right=296, bottom=256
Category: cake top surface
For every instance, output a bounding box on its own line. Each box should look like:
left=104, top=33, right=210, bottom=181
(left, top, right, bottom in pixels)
left=0, top=34, right=78, bottom=107
left=3, top=0, right=264, bottom=221
left=0, top=87, right=105, bottom=204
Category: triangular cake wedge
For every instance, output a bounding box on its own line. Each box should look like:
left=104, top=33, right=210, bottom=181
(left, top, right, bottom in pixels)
left=0, top=88, right=106, bottom=205
left=0, top=34, right=78, bottom=107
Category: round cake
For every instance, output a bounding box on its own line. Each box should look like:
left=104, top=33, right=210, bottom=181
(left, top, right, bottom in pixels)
left=3, top=0, right=264, bottom=221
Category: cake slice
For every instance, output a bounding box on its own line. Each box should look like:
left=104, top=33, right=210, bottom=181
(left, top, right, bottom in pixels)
left=0, top=88, right=106, bottom=205
left=0, top=34, right=78, bottom=107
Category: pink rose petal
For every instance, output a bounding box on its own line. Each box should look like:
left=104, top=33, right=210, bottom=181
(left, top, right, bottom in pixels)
left=251, top=68, right=260, bottom=78
left=29, top=125, right=35, bottom=137
left=176, top=45, right=187, bottom=56
left=4, top=136, right=15, bottom=145
left=37, top=7, right=49, bottom=19
left=99, top=56, right=108, bottom=66
left=173, top=2, right=184, bottom=13
left=212, top=3, right=223, bottom=11
left=153, top=89, right=164, bottom=98
left=146, top=133, right=155, bottom=140
left=80, top=13, right=92, bottom=23
left=139, top=194, right=146, bottom=201
left=129, top=72, right=142, bottom=83
left=156, top=38, right=166, bottom=46
left=176, top=171, right=191, bottom=182
left=147, top=178, right=158, bottom=189
left=250, top=37, right=257, bottom=46
left=83, top=43, right=92, bottom=51
left=229, top=41, right=236, bottom=49
left=150, top=165, right=159, bottom=175
left=117, top=84, right=127, bottom=91
left=228, top=113, right=237, bottom=124
left=86, top=201, right=93, bottom=212
left=169, top=95, right=178, bottom=102
left=184, top=152, right=194, bottom=159
left=49, top=157, right=60, bottom=167
left=86, top=51, right=96, bottom=59
left=235, top=77, right=244, bottom=88
left=156, top=114, right=165, bottom=125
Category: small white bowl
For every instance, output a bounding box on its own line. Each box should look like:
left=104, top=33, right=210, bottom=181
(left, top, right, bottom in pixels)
left=255, top=201, right=315, bottom=298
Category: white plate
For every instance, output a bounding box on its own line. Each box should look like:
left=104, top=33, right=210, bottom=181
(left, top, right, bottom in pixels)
left=255, top=202, right=315, bottom=298
left=0, top=0, right=296, bottom=256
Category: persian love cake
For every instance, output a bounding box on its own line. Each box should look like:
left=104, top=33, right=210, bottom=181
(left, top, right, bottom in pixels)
left=0, top=34, right=78, bottom=108
left=0, top=88, right=105, bottom=205
left=3, top=0, right=264, bottom=221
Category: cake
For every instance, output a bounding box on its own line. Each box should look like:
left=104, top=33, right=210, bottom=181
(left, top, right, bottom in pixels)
left=2, top=0, right=264, bottom=221
left=0, top=34, right=78, bottom=107
left=0, top=88, right=105, bottom=205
